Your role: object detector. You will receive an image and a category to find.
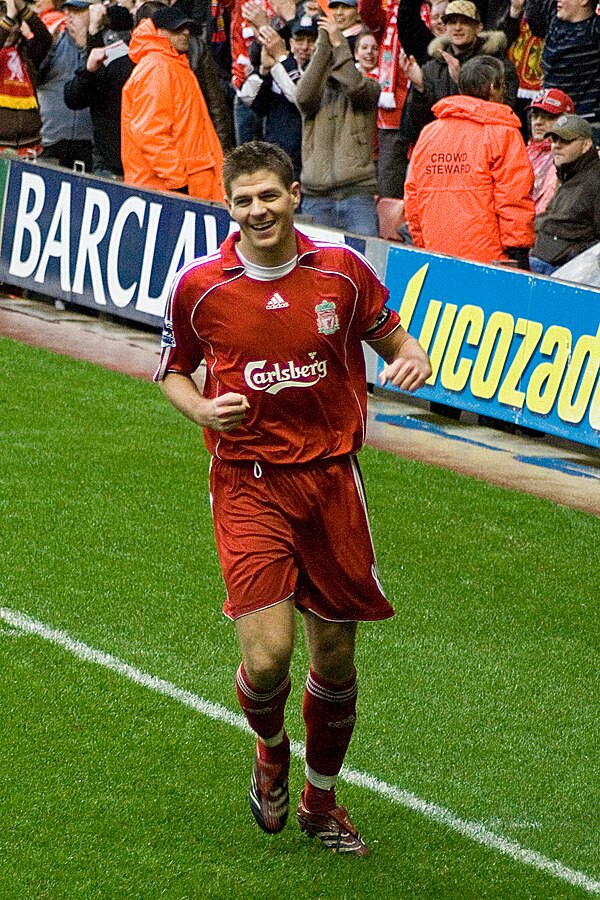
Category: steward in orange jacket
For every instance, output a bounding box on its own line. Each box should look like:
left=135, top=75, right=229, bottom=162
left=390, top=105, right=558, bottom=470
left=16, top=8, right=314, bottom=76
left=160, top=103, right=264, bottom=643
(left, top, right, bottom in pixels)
left=121, top=12, right=224, bottom=202
left=404, top=60, right=534, bottom=265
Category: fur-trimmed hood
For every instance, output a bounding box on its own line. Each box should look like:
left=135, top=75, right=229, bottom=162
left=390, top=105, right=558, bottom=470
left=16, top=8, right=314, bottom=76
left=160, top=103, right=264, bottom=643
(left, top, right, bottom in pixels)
left=427, top=30, right=507, bottom=60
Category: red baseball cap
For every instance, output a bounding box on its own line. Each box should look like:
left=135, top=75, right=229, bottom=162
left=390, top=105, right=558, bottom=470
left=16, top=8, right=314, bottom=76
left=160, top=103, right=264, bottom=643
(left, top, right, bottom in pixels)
left=527, top=88, right=575, bottom=115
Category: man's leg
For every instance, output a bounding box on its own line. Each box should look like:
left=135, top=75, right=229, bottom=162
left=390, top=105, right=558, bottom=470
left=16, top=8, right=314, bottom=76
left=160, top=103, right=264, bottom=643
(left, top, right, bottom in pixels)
left=297, top=611, right=368, bottom=855
left=235, top=600, right=295, bottom=833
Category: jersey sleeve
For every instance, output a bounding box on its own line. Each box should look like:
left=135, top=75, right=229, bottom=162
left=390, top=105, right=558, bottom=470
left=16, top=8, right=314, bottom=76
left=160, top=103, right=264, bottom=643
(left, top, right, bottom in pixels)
left=362, top=305, right=402, bottom=341
left=153, top=271, right=205, bottom=382
left=347, top=249, right=401, bottom=340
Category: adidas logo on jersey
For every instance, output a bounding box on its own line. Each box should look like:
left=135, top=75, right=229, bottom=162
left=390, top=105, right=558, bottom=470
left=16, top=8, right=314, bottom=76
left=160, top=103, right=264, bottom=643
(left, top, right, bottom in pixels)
left=266, top=292, right=289, bottom=310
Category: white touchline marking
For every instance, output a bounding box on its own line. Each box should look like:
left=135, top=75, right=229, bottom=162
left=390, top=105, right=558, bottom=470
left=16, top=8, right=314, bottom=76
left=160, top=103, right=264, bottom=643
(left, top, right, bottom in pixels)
left=2, top=606, right=599, bottom=895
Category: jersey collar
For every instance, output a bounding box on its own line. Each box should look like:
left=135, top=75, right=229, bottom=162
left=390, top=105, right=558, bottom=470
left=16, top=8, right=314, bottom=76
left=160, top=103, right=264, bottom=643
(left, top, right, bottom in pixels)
left=219, top=227, right=319, bottom=271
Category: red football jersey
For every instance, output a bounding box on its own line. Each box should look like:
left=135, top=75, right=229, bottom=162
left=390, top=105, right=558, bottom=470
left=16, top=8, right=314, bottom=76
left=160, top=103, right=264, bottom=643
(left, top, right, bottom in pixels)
left=155, top=229, right=401, bottom=464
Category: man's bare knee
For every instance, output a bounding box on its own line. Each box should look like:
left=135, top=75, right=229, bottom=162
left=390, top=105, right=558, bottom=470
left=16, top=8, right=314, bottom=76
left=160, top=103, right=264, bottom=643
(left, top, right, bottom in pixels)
left=235, top=601, right=295, bottom=690
left=242, top=643, right=292, bottom=689
left=303, top=613, right=357, bottom=683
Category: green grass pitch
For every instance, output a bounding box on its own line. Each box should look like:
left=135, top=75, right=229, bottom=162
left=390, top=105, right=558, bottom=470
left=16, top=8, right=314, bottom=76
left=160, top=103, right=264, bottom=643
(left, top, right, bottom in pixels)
left=1, top=337, right=598, bottom=899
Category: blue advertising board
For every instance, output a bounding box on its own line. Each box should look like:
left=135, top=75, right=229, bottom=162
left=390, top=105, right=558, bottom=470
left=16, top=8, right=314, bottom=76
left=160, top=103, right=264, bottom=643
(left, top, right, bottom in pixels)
left=0, top=159, right=233, bottom=325
left=384, top=247, right=600, bottom=448
left=0, top=157, right=599, bottom=449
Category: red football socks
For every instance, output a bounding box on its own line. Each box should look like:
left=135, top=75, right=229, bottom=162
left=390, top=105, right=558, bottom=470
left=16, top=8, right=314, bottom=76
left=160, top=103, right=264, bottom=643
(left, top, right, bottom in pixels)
left=236, top=663, right=291, bottom=744
left=302, top=668, right=357, bottom=810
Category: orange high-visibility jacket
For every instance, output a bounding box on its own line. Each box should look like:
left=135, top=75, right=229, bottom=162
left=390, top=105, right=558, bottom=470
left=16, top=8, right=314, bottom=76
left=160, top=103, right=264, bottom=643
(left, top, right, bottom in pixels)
left=121, top=19, right=224, bottom=201
left=404, top=94, right=534, bottom=263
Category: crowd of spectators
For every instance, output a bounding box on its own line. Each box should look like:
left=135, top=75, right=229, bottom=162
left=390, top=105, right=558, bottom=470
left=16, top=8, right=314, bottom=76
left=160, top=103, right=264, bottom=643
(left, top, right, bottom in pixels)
left=0, top=0, right=598, bottom=269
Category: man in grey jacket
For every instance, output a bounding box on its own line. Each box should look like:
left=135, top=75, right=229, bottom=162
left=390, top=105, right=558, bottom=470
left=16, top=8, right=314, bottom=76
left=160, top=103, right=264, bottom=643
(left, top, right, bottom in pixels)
left=37, top=0, right=94, bottom=170
left=294, top=14, right=380, bottom=236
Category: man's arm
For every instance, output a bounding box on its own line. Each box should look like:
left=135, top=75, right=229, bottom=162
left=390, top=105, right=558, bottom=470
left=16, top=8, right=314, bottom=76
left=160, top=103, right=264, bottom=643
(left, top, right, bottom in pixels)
left=358, top=0, right=385, bottom=41
left=397, top=0, right=434, bottom=65
left=490, top=129, right=535, bottom=256
left=160, top=372, right=250, bottom=432
left=294, top=27, right=332, bottom=114
left=367, top=325, right=432, bottom=392
left=524, top=0, right=550, bottom=38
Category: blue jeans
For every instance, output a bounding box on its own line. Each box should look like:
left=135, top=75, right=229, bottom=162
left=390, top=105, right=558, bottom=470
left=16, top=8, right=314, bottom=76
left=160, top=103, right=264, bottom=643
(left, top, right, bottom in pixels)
left=302, top=194, right=379, bottom=237
left=529, top=256, right=559, bottom=276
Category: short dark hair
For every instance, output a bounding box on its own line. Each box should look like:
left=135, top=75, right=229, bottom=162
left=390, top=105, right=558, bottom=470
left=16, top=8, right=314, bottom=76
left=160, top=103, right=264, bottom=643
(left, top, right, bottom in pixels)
left=135, top=1, right=165, bottom=26
left=222, top=142, right=295, bottom=198
left=458, top=55, right=505, bottom=100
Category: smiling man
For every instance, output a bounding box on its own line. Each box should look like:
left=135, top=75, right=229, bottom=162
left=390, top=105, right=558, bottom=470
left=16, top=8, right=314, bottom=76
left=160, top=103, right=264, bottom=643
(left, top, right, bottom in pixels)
left=155, top=141, right=431, bottom=857
left=530, top=114, right=600, bottom=275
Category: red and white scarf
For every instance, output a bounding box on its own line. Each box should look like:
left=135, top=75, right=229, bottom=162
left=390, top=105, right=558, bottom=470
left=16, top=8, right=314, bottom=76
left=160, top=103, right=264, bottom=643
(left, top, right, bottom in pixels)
left=0, top=46, right=37, bottom=110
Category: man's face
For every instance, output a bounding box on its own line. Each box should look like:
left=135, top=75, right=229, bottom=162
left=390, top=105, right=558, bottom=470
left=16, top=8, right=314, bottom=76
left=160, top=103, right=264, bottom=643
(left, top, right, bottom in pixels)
left=549, top=135, right=592, bottom=166
left=530, top=109, right=559, bottom=142
left=444, top=14, right=482, bottom=50
left=290, top=33, right=316, bottom=66
left=329, top=3, right=359, bottom=29
left=66, top=6, right=90, bottom=47
left=227, top=168, right=301, bottom=266
left=159, top=26, right=190, bottom=54
left=430, top=0, right=448, bottom=35
left=556, top=0, right=592, bottom=21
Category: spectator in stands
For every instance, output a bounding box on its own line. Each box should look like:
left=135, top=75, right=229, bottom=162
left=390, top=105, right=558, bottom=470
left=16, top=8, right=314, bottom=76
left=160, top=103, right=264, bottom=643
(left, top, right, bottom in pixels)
left=187, top=10, right=235, bottom=153
left=230, top=0, right=274, bottom=145
left=404, top=55, right=534, bottom=266
left=526, top=87, right=574, bottom=213
left=63, top=2, right=159, bottom=178
left=353, top=27, right=378, bottom=75
left=524, top=0, right=600, bottom=139
left=0, top=0, right=51, bottom=156
left=430, top=0, right=449, bottom=34
left=295, top=14, right=380, bottom=235
left=121, top=5, right=224, bottom=199
left=34, top=0, right=65, bottom=35
left=239, top=15, right=316, bottom=180
left=406, top=0, right=520, bottom=136
left=359, top=0, right=410, bottom=200
left=37, top=0, right=95, bottom=171
left=530, top=114, right=600, bottom=274
left=397, top=0, right=448, bottom=65
left=329, top=0, right=362, bottom=53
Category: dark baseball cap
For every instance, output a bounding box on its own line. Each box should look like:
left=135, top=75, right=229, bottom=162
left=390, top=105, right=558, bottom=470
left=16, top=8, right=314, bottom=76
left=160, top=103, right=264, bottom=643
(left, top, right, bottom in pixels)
left=329, top=0, right=358, bottom=7
left=151, top=5, right=194, bottom=30
left=291, top=14, right=318, bottom=37
left=544, top=114, right=593, bottom=142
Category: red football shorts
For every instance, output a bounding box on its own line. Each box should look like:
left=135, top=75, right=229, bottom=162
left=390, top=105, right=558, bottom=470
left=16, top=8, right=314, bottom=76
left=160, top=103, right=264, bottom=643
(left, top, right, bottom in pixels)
left=209, top=454, right=395, bottom=622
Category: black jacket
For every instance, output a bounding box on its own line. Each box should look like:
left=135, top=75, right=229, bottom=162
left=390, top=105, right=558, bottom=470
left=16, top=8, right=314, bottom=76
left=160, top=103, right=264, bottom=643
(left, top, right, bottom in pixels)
left=406, top=31, right=519, bottom=139
left=64, top=38, right=133, bottom=176
left=534, top=147, right=600, bottom=266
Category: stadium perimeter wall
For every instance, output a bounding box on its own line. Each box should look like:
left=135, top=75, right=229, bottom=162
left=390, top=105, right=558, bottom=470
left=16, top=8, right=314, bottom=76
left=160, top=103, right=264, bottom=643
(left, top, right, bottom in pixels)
left=0, top=157, right=598, bottom=450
